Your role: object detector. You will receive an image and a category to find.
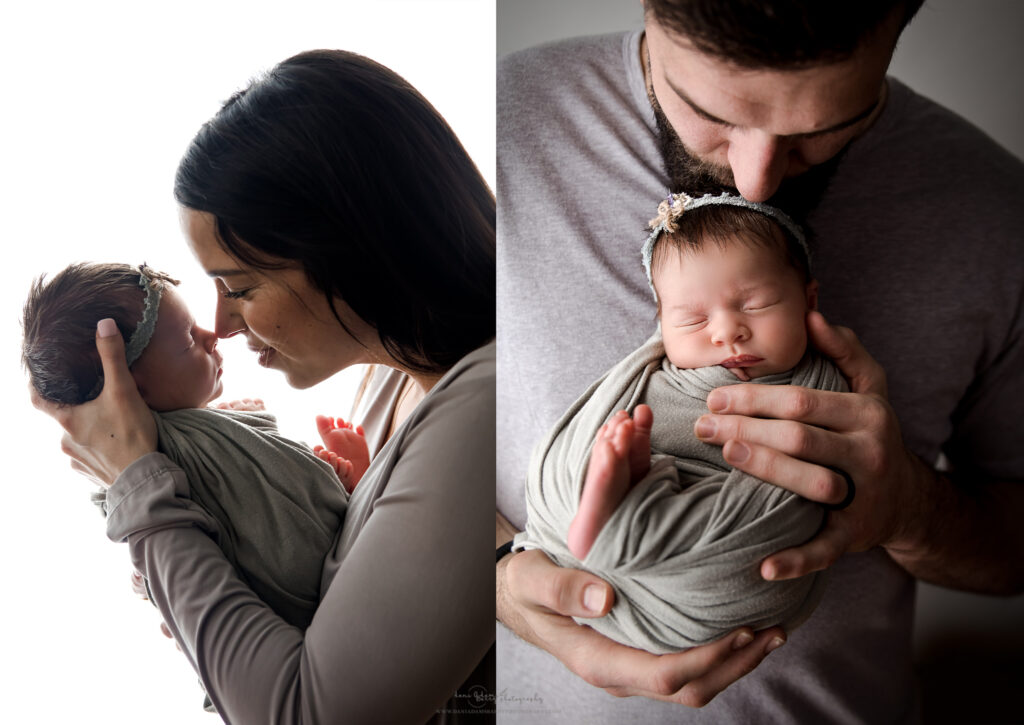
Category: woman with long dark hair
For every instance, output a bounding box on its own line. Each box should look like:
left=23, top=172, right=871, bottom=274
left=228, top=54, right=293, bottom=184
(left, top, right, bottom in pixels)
left=37, top=49, right=494, bottom=723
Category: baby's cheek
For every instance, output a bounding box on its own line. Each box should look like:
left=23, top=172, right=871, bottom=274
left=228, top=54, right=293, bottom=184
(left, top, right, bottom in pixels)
left=662, top=331, right=695, bottom=369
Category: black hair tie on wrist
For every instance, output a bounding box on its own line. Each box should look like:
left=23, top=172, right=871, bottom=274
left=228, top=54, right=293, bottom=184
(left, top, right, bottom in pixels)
left=823, top=468, right=856, bottom=511
left=496, top=540, right=515, bottom=563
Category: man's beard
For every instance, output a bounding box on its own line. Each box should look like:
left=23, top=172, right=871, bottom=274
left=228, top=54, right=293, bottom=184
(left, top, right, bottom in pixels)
left=652, top=94, right=847, bottom=222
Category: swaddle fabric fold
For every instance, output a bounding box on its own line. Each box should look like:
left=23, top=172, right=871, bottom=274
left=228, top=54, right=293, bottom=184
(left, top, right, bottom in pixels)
left=515, top=332, right=847, bottom=652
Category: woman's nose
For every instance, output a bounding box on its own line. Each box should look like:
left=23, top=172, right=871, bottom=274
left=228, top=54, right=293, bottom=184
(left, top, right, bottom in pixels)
left=214, top=296, right=246, bottom=339
left=727, top=129, right=791, bottom=203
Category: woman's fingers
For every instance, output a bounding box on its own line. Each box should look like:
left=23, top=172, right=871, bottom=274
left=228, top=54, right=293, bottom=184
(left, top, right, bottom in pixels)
left=94, top=318, right=134, bottom=393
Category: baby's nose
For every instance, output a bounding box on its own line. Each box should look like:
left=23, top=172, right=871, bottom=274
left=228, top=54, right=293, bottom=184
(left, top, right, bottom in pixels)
left=710, top=317, right=750, bottom=345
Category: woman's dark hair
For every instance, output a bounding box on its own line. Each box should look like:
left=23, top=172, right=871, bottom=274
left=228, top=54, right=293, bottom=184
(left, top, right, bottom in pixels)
left=644, top=0, right=926, bottom=69
left=174, top=50, right=495, bottom=374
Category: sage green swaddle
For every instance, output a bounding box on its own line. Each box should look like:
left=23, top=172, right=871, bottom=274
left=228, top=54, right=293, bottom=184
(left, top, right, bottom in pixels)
left=99, top=407, right=348, bottom=630
left=514, top=331, right=847, bottom=653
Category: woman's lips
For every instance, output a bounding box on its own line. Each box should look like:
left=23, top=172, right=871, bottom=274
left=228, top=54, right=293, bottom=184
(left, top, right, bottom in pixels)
left=720, top=355, right=763, bottom=368
left=256, top=347, right=275, bottom=368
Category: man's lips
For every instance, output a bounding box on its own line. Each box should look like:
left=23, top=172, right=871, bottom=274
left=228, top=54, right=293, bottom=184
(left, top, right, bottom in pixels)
left=720, top=355, right=763, bottom=368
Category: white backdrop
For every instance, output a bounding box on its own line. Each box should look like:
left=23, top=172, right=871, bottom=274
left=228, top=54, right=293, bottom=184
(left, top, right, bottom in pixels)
left=0, top=1, right=494, bottom=723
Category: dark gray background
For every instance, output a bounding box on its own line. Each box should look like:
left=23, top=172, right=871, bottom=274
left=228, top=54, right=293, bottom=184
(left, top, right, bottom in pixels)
left=497, top=1, right=1024, bottom=720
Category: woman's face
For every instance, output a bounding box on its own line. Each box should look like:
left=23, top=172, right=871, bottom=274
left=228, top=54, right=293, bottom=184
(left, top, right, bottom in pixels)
left=180, top=208, right=382, bottom=389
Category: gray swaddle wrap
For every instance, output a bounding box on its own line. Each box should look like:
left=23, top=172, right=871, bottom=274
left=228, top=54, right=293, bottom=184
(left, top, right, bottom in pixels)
left=515, top=331, right=847, bottom=653
left=100, top=407, right=348, bottom=629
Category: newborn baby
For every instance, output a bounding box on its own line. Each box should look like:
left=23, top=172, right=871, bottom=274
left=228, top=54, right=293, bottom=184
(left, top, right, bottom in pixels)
left=516, top=193, right=847, bottom=653
left=23, top=262, right=355, bottom=629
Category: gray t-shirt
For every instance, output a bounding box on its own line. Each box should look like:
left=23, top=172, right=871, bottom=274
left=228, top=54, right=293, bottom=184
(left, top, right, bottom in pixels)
left=497, top=31, right=1023, bottom=724
left=107, top=342, right=496, bottom=724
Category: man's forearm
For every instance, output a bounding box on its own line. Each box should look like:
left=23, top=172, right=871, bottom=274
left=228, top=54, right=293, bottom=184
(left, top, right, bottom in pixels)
left=885, top=457, right=1024, bottom=594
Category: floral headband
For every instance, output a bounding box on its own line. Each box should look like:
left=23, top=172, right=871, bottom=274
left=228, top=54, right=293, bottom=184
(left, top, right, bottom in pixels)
left=640, top=192, right=809, bottom=300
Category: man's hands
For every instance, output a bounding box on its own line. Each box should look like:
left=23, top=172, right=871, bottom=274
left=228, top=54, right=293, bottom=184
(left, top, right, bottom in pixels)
left=30, top=319, right=157, bottom=485
left=499, top=404, right=784, bottom=708
left=497, top=548, right=785, bottom=707
left=694, top=311, right=929, bottom=580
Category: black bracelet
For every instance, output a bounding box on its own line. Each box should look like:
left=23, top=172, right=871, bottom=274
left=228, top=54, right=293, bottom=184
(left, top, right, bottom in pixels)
left=496, top=540, right=515, bottom=563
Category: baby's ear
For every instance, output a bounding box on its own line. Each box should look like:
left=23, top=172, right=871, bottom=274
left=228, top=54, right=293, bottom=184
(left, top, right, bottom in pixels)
left=805, top=279, right=819, bottom=310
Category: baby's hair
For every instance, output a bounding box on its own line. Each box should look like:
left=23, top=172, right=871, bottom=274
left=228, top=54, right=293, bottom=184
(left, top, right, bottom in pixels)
left=650, top=204, right=812, bottom=291
left=22, top=262, right=179, bottom=405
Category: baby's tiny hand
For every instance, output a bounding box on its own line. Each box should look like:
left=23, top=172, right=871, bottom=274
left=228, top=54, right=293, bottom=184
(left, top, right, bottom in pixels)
left=214, top=398, right=266, bottom=412
left=314, top=415, right=370, bottom=493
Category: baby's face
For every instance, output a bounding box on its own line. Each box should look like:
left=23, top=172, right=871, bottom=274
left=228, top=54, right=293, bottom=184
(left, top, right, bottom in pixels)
left=654, top=241, right=817, bottom=381
left=130, top=287, right=224, bottom=411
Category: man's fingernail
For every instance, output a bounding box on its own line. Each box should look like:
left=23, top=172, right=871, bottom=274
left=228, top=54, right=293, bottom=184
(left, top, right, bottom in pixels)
left=695, top=416, right=716, bottom=439
left=726, top=440, right=750, bottom=464
left=765, top=636, right=786, bottom=654
left=583, top=585, right=607, bottom=614
left=707, top=390, right=728, bottom=412
left=732, top=631, right=754, bottom=650
left=762, top=561, right=777, bottom=580
left=97, top=318, right=118, bottom=338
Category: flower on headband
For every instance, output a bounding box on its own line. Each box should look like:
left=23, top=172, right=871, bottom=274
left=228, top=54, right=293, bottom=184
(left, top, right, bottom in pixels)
left=648, top=193, right=690, bottom=234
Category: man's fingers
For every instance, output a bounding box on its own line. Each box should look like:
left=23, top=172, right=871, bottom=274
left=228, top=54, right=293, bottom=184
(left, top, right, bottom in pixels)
left=807, top=311, right=887, bottom=397
left=761, top=524, right=850, bottom=580
left=505, top=549, right=614, bottom=617
left=717, top=438, right=852, bottom=504
left=705, top=384, right=867, bottom=432
left=579, top=627, right=774, bottom=702
left=666, top=628, right=786, bottom=708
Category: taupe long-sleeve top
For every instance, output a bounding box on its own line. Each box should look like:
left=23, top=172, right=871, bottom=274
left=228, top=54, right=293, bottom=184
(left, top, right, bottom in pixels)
left=106, top=341, right=495, bottom=724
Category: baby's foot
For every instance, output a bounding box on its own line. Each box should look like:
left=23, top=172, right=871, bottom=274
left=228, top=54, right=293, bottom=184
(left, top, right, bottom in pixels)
left=314, top=415, right=370, bottom=493
left=628, top=404, right=653, bottom=482
left=567, top=405, right=655, bottom=560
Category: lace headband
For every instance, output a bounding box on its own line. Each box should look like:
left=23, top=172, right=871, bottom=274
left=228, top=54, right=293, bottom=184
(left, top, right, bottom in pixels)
left=125, top=264, right=163, bottom=367
left=640, top=192, right=809, bottom=300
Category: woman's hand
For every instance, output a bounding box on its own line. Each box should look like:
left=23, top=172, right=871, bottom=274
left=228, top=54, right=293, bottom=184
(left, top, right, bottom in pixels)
left=30, top=319, right=157, bottom=486
left=693, top=311, right=928, bottom=580
left=497, top=550, right=785, bottom=707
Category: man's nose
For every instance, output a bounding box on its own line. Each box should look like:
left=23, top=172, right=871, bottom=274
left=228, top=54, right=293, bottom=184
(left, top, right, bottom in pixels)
left=214, top=296, right=246, bottom=339
left=727, top=129, right=790, bottom=203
